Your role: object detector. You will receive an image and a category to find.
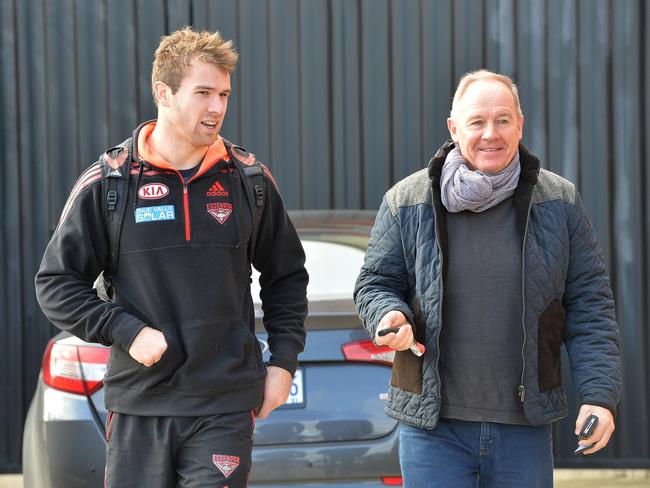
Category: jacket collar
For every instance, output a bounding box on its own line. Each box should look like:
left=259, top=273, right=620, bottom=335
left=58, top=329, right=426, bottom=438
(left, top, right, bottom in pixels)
left=426, top=140, right=541, bottom=267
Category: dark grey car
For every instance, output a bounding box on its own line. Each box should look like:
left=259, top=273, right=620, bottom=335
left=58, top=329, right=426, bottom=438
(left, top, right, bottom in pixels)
left=22, top=210, right=403, bottom=487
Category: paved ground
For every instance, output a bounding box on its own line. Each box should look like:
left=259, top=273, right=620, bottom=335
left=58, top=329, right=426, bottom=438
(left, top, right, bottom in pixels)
left=0, top=476, right=20, bottom=488
left=1, top=470, right=649, bottom=487
left=554, top=469, right=650, bottom=488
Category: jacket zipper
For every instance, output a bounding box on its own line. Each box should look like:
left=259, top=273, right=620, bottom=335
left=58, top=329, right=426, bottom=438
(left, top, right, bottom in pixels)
left=183, top=183, right=191, bottom=241
left=432, top=205, right=444, bottom=402
left=518, top=196, right=534, bottom=402
left=182, top=162, right=239, bottom=244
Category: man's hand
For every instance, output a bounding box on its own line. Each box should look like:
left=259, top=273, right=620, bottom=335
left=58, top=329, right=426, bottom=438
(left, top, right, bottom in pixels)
left=255, top=366, right=293, bottom=420
left=375, top=310, right=413, bottom=351
left=575, top=404, right=615, bottom=454
left=128, top=326, right=167, bottom=367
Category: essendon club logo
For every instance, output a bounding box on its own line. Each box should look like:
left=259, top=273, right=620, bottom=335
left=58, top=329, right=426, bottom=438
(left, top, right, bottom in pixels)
left=207, top=202, right=232, bottom=224
left=138, top=183, right=169, bottom=200
left=212, top=454, right=240, bottom=478
left=207, top=180, right=229, bottom=197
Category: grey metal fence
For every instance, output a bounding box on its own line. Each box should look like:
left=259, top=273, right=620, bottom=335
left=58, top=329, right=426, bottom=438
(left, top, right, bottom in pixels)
left=1, top=0, right=648, bottom=472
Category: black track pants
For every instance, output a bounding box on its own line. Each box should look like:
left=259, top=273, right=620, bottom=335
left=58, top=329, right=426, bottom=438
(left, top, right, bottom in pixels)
left=105, top=410, right=254, bottom=488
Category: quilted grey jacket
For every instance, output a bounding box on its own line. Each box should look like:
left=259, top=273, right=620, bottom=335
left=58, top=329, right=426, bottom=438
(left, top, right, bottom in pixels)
left=354, top=141, right=621, bottom=429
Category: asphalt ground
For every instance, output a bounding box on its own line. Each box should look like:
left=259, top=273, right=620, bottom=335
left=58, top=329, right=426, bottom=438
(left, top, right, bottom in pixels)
left=1, top=470, right=649, bottom=487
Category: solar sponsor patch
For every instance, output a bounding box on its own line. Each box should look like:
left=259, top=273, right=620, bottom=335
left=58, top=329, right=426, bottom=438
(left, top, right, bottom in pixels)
left=135, top=205, right=175, bottom=223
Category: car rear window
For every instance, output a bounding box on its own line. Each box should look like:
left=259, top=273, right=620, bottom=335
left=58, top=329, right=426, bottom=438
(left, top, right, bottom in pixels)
left=251, top=240, right=365, bottom=305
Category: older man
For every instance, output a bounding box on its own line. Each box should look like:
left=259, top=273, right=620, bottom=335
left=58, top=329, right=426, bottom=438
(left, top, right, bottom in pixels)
left=354, top=70, right=621, bottom=487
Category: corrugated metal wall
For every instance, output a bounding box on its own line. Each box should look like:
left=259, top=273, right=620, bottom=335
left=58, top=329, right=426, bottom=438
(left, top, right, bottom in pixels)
left=1, top=0, right=648, bottom=472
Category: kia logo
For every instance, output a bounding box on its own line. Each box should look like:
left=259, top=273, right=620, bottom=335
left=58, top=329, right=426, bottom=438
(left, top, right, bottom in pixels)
left=138, top=183, right=169, bottom=200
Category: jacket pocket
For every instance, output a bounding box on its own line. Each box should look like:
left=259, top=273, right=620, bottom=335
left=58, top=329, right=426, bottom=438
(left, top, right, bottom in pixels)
left=390, top=350, right=424, bottom=394
left=104, top=323, right=185, bottom=391
left=390, top=300, right=425, bottom=394
left=537, top=299, right=565, bottom=392
left=173, top=319, right=265, bottom=394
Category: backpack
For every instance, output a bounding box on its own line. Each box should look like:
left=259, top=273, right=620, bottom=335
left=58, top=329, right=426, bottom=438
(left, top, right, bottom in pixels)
left=97, top=137, right=266, bottom=298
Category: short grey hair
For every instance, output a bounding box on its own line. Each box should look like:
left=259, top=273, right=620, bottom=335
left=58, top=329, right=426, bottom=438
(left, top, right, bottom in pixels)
left=450, top=69, right=523, bottom=119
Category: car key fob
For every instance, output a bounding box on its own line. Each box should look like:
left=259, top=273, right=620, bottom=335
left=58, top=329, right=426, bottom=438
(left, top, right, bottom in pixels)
left=574, top=443, right=596, bottom=455
left=377, top=327, right=401, bottom=337
left=376, top=326, right=426, bottom=357
left=579, top=414, right=599, bottom=438
left=574, top=414, right=598, bottom=455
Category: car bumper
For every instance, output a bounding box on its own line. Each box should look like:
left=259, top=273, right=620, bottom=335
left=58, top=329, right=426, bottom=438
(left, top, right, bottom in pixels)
left=24, top=380, right=401, bottom=487
left=250, top=427, right=401, bottom=486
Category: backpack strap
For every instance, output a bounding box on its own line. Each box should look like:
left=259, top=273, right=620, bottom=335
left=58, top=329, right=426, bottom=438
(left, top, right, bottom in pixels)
left=100, top=138, right=134, bottom=291
left=222, top=138, right=267, bottom=264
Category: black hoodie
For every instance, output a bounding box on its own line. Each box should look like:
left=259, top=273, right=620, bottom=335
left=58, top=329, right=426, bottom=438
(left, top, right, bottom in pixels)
left=35, top=121, right=308, bottom=416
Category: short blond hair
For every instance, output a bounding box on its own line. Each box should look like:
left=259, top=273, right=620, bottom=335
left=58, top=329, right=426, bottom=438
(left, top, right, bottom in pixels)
left=151, top=27, right=238, bottom=104
left=451, top=70, right=523, bottom=119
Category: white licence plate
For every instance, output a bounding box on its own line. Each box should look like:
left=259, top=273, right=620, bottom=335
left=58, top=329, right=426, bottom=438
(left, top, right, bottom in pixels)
left=283, top=369, right=305, bottom=408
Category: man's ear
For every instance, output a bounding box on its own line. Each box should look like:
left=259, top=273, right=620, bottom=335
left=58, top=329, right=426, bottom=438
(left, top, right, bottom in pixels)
left=153, top=81, right=171, bottom=107
left=447, top=117, right=458, bottom=143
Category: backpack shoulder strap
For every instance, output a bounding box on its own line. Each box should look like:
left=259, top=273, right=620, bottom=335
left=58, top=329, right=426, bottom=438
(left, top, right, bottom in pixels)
left=222, top=138, right=267, bottom=263
left=99, top=138, right=134, bottom=281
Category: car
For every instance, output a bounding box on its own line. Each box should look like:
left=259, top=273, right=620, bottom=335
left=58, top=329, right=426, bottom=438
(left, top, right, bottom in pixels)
left=22, top=210, right=404, bottom=487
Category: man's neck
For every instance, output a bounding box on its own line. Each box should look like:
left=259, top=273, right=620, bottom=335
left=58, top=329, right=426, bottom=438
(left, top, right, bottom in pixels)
left=147, top=120, right=209, bottom=170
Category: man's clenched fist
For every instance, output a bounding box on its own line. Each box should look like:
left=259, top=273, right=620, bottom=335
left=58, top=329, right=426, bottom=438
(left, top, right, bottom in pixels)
left=128, top=326, right=167, bottom=367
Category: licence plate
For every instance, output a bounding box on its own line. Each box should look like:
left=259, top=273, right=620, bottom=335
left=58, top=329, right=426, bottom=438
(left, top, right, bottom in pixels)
left=282, top=369, right=305, bottom=409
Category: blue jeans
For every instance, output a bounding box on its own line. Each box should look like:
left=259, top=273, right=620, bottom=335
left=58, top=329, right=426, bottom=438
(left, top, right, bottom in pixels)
left=399, top=418, right=553, bottom=487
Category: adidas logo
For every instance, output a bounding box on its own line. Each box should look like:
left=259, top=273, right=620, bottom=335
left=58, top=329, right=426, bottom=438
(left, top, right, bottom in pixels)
left=207, top=181, right=228, bottom=197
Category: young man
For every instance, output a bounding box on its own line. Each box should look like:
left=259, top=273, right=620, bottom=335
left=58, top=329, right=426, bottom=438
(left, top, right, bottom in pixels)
left=354, top=70, right=621, bottom=486
left=35, top=28, right=308, bottom=487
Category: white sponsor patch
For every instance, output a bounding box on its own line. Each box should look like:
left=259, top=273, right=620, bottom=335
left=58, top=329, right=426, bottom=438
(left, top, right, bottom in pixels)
left=138, top=183, right=170, bottom=200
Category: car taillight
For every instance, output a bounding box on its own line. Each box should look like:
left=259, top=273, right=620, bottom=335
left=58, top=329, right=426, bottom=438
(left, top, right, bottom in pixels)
left=342, top=339, right=395, bottom=365
left=42, top=340, right=110, bottom=395
left=382, top=476, right=403, bottom=485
